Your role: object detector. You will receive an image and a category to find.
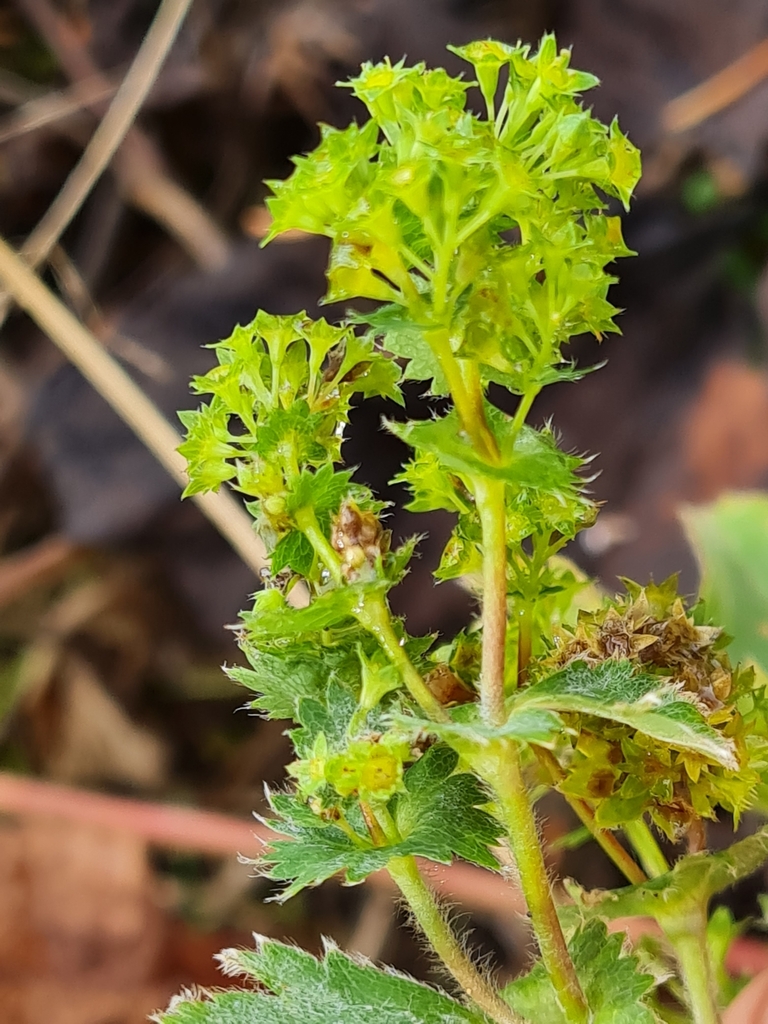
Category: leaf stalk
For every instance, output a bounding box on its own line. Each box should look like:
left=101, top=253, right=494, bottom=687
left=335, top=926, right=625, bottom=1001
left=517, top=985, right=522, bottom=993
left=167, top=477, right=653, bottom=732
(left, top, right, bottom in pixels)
left=357, top=593, right=447, bottom=721
left=387, top=855, right=524, bottom=1024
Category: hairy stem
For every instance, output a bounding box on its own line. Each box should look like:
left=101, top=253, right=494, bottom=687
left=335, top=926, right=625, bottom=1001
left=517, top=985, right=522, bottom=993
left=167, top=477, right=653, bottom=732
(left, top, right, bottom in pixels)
left=387, top=854, right=522, bottom=1024
left=665, top=909, right=721, bottom=1024
left=465, top=377, right=586, bottom=1018
left=480, top=743, right=588, bottom=1023
left=357, top=593, right=447, bottom=721
left=624, top=818, right=670, bottom=878
left=474, top=476, right=508, bottom=727
left=364, top=804, right=521, bottom=1024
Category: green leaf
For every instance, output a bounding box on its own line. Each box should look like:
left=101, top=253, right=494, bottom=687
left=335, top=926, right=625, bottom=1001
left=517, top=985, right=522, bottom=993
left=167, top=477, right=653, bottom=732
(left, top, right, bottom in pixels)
left=258, top=791, right=391, bottom=897
left=292, top=679, right=359, bottom=755
left=153, top=935, right=488, bottom=1024
left=393, top=746, right=502, bottom=870
left=240, top=586, right=376, bottom=641
left=270, top=530, right=315, bottom=575
left=286, top=464, right=354, bottom=519
left=681, top=493, right=768, bottom=675
left=503, top=920, right=658, bottom=1024
left=351, top=306, right=449, bottom=394
left=261, top=745, right=503, bottom=898
left=400, top=703, right=565, bottom=753
left=227, top=649, right=328, bottom=720
left=394, top=452, right=473, bottom=515
left=388, top=408, right=588, bottom=494
left=514, top=660, right=738, bottom=769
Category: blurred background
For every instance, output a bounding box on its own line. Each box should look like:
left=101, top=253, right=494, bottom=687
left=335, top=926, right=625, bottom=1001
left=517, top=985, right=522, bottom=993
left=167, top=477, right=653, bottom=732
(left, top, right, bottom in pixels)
left=2, top=1, right=768, bottom=1021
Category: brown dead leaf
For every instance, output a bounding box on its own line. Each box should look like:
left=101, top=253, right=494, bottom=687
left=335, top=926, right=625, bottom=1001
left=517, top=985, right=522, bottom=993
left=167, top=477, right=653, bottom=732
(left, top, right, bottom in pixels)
left=0, top=816, right=169, bottom=1024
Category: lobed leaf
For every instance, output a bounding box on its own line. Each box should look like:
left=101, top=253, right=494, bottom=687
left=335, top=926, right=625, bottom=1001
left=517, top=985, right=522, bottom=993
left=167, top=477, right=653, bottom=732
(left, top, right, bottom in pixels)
left=503, top=920, right=658, bottom=1024
left=154, top=936, right=488, bottom=1024
left=260, top=746, right=503, bottom=898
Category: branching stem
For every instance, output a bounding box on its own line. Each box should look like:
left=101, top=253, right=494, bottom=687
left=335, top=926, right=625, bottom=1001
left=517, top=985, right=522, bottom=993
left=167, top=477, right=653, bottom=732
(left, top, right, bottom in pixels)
left=665, top=909, right=722, bottom=1024
left=387, top=855, right=523, bottom=1024
left=535, top=747, right=646, bottom=885
left=294, top=506, right=344, bottom=586
left=357, top=593, right=447, bottom=721
left=369, top=804, right=521, bottom=1024
left=624, top=818, right=670, bottom=878
left=388, top=855, right=523, bottom=1024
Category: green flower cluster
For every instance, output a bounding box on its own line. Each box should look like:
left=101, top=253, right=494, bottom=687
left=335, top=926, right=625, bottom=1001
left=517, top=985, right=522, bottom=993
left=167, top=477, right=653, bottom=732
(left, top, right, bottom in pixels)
left=178, top=311, right=400, bottom=579
left=265, top=36, right=640, bottom=397
left=535, top=578, right=768, bottom=835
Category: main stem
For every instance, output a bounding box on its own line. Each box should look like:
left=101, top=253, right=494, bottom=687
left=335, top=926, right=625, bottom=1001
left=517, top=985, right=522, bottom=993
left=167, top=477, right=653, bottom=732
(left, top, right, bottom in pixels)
left=474, top=475, right=508, bottom=726
left=483, top=744, right=589, bottom=1023
left=387, top=854, right=522, bottom=1024
left=466, top=385, right=587, bottom=1021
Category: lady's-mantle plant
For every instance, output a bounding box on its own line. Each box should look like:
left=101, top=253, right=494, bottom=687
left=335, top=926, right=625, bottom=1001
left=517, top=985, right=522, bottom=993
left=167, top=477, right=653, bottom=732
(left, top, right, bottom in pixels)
left=159, top=37, right=768, bottom=1024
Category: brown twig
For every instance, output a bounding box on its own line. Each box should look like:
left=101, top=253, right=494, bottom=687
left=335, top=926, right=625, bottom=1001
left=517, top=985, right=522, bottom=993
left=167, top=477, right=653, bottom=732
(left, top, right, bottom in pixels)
left=663, top=37, right=768, bottom=133
left=48, top=244, right=172, bottom=381
left=18, top=0, right=224, bottom=271
left=13, top=0, right=228, bottom=276
left=0, top=73, right=118, bottom=144
left=0, top=67, right=46, bottom=105
left=0, top=233, right=309, bottom=601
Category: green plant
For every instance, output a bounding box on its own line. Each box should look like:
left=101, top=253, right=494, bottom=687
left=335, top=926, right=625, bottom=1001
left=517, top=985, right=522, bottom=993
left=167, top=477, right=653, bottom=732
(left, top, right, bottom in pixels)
left=158, top=37, right=768, bottom=1024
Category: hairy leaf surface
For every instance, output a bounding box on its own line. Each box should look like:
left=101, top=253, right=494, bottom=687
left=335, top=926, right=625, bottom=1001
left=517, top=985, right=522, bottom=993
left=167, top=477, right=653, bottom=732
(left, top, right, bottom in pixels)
left=260, top=746, right=502, bottom=898
left=503, top=920, right=657, bottom=1024
left=154, top=936, right=487, bottom=1023
left=515, top=660, right=738, bottom=769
